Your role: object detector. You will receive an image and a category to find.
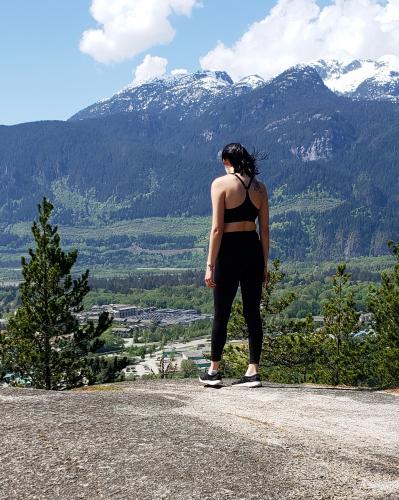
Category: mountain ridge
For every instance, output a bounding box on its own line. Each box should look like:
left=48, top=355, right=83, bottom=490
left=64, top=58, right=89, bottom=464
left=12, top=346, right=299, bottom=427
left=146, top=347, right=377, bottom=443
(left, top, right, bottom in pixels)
left=69, top=55, right=399, bottom=122
left=1, top=61, right=398, bottom=259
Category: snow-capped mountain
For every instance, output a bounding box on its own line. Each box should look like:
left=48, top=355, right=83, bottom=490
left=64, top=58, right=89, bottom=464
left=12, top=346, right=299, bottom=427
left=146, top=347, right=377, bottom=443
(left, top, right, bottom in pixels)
left=69, top=70, right=266, bottom=121
left=69, top=55, right=399, bottom=122
left=309, top=55, right=399, bottom=102
left=233, top=74, right=266, bottom=94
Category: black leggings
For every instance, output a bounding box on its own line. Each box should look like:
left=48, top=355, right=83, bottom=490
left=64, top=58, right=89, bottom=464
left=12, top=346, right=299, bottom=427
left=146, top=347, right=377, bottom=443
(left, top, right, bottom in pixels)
left=211, top=230, right=264, bottom=364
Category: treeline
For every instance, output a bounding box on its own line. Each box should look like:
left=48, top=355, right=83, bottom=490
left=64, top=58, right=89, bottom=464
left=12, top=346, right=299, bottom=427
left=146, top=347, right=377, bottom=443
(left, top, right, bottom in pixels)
left=83, top=285, right=212, bottom=314
left=134, top=320, right=211, bottom=345
left=1, top=256, right=394, bottom=319
left=89, top=269, right=204, bottom=292
left=82, top=233, right=196, bottom=249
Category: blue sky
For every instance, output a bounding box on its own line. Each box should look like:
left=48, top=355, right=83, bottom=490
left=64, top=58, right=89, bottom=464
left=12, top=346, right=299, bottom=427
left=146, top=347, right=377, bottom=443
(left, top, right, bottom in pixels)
left=1, top=0, right=395, bottom=126
left=1, top=0, right=275, bottom=125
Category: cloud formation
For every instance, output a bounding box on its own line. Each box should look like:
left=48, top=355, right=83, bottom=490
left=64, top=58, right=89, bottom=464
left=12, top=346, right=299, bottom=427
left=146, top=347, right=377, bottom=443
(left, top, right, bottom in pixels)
left=132, top=54, right=169, bottom=84
left=171, top=68, right=189, bottom=75
left=199, top=0, right=399, bottom=81
left=130, top=55, right=189, bottom=85
left=80, top=0, right=202, bottom=64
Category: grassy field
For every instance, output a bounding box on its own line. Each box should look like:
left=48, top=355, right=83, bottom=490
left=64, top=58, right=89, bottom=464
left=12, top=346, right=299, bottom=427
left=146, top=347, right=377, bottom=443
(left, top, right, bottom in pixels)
left=9, top=216, right=212, bottom=245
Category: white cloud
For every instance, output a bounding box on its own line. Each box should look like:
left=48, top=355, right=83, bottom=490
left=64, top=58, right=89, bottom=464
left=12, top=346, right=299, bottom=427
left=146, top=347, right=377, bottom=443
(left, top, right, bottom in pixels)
left=171, top=68, right=189, bottom=75
left=199, top=0, right=399, bottom=81
left=132, top=54, right=169, bottom=84
left=80, top=0, right=202, bottom=64
left=130, top=56, right=189, bottom=85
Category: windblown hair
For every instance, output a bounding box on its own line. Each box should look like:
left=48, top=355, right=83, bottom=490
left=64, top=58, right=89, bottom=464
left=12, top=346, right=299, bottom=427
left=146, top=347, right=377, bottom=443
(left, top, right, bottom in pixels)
left=221, top=143, right=267, bottom=177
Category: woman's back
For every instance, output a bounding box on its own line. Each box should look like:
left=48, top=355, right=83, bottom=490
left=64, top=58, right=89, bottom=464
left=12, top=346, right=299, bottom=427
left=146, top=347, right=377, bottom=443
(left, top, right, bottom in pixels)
left=223, top=173, right=263, bottom=211
left=222, top=173, right=265, bottom=232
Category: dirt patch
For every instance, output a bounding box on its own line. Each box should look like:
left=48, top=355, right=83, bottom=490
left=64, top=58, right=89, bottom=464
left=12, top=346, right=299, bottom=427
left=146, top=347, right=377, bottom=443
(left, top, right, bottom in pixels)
left=385, top=388, right=399, bottom=396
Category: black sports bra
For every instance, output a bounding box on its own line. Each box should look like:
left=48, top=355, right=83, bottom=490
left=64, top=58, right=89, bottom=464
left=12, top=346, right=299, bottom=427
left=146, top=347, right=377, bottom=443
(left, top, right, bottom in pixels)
left=224, top=174, right=259, bottom=223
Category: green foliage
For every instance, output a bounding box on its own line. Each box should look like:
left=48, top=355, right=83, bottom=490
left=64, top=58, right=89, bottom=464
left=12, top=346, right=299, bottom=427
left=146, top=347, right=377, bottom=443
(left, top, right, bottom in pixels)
left=96, top=330, right=125, bottom=353
left=0, top=197, right=119, bottom=390
left=84, top=285, right=212, bottom=314
left=319, top=263, right=361, bottom=385
left=180, top=358, right=199, bottom=378
left=220, top=343, right=248, bottom=378
left=366, top=240, right=399, bottom=387
left=262, top=315, right=324, bottom=383
left=221, top=255, right=399, bottom=388
left=81, top=355, right=131, bottom=385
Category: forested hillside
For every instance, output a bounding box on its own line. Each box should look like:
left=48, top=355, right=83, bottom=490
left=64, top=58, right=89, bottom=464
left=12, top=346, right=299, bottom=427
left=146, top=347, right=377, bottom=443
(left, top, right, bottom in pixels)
left=1, top=66, right=398, bottom=259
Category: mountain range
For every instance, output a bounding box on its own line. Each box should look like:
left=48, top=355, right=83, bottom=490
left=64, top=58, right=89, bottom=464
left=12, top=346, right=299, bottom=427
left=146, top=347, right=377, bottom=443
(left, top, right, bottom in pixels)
left=1, top=56, right=398, bottom=260
left=70, top=55, right=399, bottom=122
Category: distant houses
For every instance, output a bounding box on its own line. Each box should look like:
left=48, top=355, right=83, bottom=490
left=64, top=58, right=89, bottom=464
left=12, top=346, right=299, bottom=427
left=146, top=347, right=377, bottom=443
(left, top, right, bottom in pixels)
left=77, top=303, right=212, bottom=332
left=0, top=308, right=373, bottom=334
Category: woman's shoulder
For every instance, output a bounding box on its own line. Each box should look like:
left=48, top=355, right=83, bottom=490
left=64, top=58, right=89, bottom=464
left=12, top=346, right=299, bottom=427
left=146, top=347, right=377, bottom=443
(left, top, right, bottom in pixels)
left=211, top=174, right=232, bottom=186
left=212, top=174, right=267, bottom=191
left=254, top=177, right=266, bottom=188
left=252, top=178, right=269, bottom=198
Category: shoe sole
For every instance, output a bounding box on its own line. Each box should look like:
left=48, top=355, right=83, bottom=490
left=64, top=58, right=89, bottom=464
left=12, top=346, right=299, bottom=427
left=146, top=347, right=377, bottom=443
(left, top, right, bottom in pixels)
left=231, top=381, right=262, bottom=388
left=198, top=376, right=223, bottom=386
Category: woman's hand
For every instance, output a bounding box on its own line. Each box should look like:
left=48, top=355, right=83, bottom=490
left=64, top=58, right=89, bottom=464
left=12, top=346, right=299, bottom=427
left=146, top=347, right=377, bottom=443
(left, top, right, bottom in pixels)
left=204, top=264, right=216, bottom=288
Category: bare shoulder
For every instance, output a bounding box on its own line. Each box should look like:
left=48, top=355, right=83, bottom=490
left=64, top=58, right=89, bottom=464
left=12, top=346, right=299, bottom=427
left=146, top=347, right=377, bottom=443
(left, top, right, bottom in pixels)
left=254, top=178, right=268, bottom=197
left=211, top=175, right=229, bottom=188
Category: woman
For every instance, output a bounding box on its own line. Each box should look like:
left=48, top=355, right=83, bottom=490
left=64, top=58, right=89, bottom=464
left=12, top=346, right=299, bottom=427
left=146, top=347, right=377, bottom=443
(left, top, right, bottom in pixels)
left=200, top=143, right=269, bottom=388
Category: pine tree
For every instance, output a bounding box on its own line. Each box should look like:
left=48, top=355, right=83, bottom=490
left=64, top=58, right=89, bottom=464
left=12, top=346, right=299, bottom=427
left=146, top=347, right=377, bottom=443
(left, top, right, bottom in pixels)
left=367, top=240, right=399, bottom=387
left=321, top=263, right=361, bottom=385
left=0, top=196, right=113, bottom=390
left=262, top=314, right=323, bottom=384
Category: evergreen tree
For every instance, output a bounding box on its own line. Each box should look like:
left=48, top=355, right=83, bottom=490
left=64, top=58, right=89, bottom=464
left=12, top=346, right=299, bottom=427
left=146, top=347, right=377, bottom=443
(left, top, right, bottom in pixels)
left=366, top=240, right=399, bottom=387
left=0, top=197, right=113, bottom=390
left=256, top=261, right=327, bottom=384
left=82, top=355, right=129, bottom=385
left=262, top=314, right=323, bottom=384
left=320, top=263, right=361, bottom=385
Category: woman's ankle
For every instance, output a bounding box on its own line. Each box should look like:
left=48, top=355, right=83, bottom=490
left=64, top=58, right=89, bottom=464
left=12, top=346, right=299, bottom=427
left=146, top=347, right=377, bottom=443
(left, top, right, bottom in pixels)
left=245, top=364, right=259, bottom=376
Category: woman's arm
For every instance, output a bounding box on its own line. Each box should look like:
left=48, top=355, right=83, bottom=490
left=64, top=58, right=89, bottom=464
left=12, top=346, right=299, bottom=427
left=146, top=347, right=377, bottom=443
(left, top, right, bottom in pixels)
left=258, top=182, right=270, bottom=272
left=207, top=178, right=225, bottom=267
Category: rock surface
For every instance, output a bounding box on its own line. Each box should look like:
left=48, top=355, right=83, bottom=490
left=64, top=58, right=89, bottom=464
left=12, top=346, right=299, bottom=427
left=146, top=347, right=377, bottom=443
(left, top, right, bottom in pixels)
left=1, top=379, right=398, bottom=499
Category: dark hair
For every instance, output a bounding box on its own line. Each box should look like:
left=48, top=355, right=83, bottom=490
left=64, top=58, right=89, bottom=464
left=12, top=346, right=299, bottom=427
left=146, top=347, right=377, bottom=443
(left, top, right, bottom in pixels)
left=221, top=143, right=267, bottom=177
